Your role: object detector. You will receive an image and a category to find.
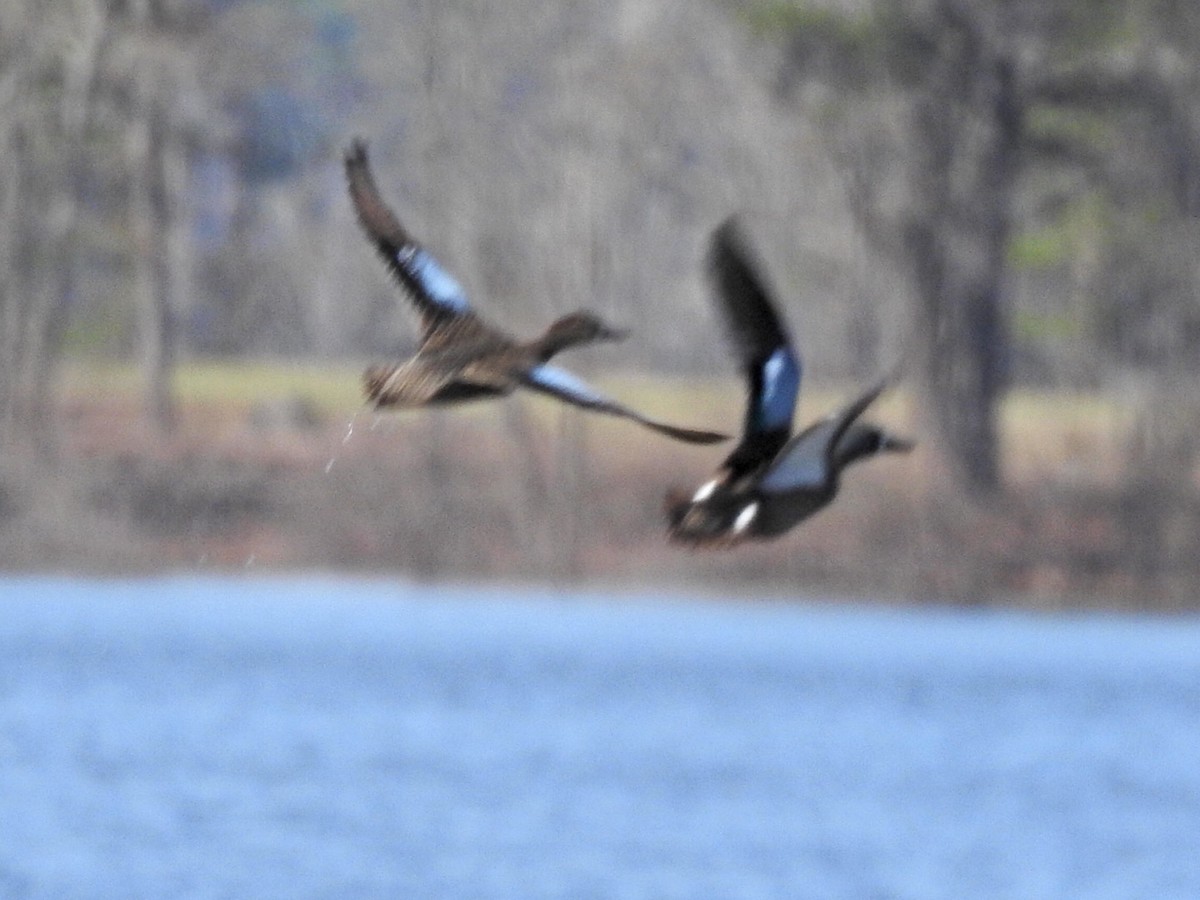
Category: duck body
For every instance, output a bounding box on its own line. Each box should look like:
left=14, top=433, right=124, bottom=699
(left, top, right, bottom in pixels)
left=364, top=351, right=513, bottom=407
left=666, top=219, right=912, bottom=547
left=668, top=384, right=913, bottom=545
left=345, top=139, right=726, bottom=445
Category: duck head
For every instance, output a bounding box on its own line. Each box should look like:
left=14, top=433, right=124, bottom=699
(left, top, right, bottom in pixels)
left=534, top=311, right=628, bottom=360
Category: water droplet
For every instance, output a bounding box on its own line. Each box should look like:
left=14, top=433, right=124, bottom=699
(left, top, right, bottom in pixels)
left=324, top=417, right=358, bottom=475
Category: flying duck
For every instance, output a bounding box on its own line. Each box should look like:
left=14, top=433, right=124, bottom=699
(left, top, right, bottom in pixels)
left=666, top=218, right=913, bottom=545
left=345, top=139, right=727, bottom=445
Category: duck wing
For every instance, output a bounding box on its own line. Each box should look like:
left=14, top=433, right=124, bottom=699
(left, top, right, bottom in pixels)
left=707, top=218, right=803, bottom=474
left=345, top=139, right=482, bottom=345
left=522, top=365, right=728, bottom=445
left=758, top=380, right=886, bottom=493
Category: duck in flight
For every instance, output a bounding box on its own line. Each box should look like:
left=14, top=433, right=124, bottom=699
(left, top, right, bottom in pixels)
left=666, top=218, right=913, bottom=545
left=344, top=139, right=727, bottom=445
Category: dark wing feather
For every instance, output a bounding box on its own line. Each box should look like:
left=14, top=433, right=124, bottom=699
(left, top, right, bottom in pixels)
left=758, top=380, right=886, bottom=494
left=522, top=365, right=727, bottom=445
left=344, top=139, right=475, bottom=341
left=707, top=218, right=803, bottom=473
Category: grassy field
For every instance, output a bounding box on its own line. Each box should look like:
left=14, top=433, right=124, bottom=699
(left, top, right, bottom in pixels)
left=59, top=359, right=366, bottom=412
left=58, top=358, right=1135, bottom=422
left=58, top=358, right=1140, bottom=480
left=18, top=358, right=1195, bottom=607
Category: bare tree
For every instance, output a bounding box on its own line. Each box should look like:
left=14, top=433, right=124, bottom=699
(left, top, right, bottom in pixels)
left=0, top=0, right=110, bottom=449
left=0, top=0, right=213, bottom=441
left=745, top=0, right=1200, bottom=492
left=752, top=0, right=1027, bottom=491
left=108, top=0, right=209, bottom=430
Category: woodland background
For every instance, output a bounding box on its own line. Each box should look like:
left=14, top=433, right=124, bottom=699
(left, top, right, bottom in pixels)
left=2, top=0, right=1199, bottom=609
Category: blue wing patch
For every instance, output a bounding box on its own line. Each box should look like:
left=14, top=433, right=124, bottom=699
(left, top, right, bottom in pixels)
left=398, top=246, right=471, bottom=314
left=525, top=364, right=612, bottom=407
left=754, top=347, right=801, bottom=432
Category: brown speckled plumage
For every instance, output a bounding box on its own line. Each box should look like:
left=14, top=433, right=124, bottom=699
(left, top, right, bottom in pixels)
left=345, top=138, right=727, bottom=445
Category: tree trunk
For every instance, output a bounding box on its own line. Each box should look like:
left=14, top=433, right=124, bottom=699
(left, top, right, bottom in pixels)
left=0, top=130, right=33, bottom=443
left=905, top=33, right=1019, bottom=493
left=128, top=99, right=178, bottom=431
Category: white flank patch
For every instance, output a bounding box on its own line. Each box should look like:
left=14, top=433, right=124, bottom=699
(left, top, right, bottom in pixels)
left=732, top=502, right=759, bottom=534
left=691, top=479, right=719, bottom=503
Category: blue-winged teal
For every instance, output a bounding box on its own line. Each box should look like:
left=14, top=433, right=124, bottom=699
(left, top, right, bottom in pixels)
left=666, top=218, right=913, bottom=545
left=345, top=140, right=727, bottom=445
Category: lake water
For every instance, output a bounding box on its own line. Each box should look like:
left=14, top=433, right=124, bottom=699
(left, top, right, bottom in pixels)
left=0, top=577, right=1197, bottom=899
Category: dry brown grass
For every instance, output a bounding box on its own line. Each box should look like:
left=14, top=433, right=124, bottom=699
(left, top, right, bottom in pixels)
left=4, top=363, right=1195, bottom=610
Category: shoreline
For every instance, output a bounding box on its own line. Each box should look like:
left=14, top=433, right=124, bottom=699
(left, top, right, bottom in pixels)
left=1, top=386, right=1194, bottom=611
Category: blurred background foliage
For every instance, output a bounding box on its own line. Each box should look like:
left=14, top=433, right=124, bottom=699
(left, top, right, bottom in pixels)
left=2, top=0, right=1199, bottom=604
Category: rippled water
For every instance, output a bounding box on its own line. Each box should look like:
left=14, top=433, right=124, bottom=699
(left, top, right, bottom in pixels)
left=0, top=577, right=1197, bottom=899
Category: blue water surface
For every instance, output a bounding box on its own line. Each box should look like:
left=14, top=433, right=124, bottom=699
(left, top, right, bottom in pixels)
left=0, top=576, right=1197, bottom=899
